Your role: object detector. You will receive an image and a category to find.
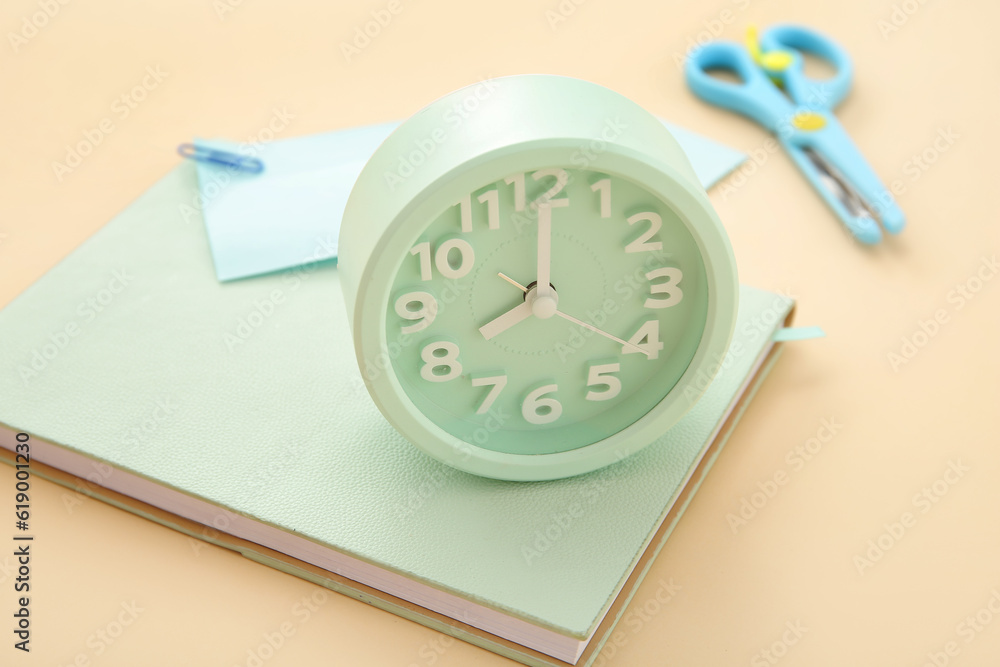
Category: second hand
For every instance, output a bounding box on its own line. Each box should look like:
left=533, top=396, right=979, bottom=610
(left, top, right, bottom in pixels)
left=496, top=272, right=649, bottom=357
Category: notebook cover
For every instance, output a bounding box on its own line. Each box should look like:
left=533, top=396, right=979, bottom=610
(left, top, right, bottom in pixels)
left=0, top=336, right=786, bottom=667
left=0, top=163, right=793, bottom=657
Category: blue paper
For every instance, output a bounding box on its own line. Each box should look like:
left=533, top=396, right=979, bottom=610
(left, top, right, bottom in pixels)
left=195, top=120, right=744, bottom=282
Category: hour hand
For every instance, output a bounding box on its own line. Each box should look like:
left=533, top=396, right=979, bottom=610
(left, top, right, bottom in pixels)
left=479, top=301, right=533, bottom=340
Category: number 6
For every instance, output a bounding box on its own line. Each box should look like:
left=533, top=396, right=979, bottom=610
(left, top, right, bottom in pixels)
left=522, top=384, right=562, bottom=425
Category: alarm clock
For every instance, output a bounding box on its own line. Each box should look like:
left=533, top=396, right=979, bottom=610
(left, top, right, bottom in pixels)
left=339, top=74, right=737, bottom=481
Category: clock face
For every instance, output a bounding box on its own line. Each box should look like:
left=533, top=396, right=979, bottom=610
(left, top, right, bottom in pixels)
left=383, top=167, right=708, bottom=456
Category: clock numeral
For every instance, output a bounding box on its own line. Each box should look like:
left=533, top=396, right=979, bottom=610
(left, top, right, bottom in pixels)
left=409, top=242, right=433, bottom=281
left=505, top=173, right=526, bottom=212
left=645, top=267, right=683, bottom=308
left=505, top=169, right=570, bottom=213
left=477, top=189, right=500, bottom=230
left=522, top=384, right=562, bottom=425
left=625, top=212, right=663, bottom=253
left=585, top=363, right=621, bottom=401
left=436, top=238, right=475, bottom=279
left=394, top=292, right=438, bottom=334
left=471, top=373, right=507, bottom=414
left=457, top=190, right=501, bottom=232
left=623, top=319, right=664, bottom=359
left=457, top=195, right=473, bottom=233
left=531, top=168, right=569, bottom=209
left=420, top=341, right=462, bottom=383
left=591, top=178, right=611, bottom=218
left=410, top=239, right=475, bottom=281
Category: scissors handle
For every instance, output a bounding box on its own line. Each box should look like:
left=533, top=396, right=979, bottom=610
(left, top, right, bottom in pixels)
left=761, top=24, right=853, bottom=110
left=684, top=41, right=793, bottom=133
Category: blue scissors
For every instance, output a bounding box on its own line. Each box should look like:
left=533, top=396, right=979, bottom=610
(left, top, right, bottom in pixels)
left=685, top=24, right=904, bottom=244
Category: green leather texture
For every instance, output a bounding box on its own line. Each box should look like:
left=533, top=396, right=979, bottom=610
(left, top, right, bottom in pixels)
left=0, top=164, right=792, bottom=638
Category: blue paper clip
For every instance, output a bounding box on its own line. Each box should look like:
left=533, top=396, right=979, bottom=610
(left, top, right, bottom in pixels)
left=177, top=143, right=265, bottom=174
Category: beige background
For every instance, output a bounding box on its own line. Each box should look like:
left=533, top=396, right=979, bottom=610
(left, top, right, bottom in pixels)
left=2, top=0, right=998, bottom=665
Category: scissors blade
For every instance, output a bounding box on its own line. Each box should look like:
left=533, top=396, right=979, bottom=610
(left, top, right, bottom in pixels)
left=803, top=148, right=878, bottom=222
left=795, top=146, right=881, bottom=243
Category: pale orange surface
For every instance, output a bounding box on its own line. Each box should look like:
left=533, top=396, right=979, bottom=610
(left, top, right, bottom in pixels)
left=1, top=1, right=998, bottom=665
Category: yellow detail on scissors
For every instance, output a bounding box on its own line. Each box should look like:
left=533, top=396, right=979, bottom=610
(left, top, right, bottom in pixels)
left=746, top=25, right=793, bottom=72
left=792, top=112, right=826, bottom=131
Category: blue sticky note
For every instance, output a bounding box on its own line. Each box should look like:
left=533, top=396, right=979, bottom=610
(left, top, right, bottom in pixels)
left=195, top=120, right=744, bottom=282
left=661, top=121, right=745, bottom=187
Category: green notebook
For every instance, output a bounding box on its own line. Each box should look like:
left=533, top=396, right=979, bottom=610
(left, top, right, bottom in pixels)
left=0, top=164, right=793, bottom=666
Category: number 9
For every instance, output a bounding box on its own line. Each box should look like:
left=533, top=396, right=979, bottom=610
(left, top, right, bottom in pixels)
left=394, top=292, right=438, bottom=334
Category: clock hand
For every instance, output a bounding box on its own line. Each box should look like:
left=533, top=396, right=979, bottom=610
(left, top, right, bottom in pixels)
left=493, top=274, right=642, bottom=353
left=536, top=203, right=552, bottom=298
left=552, top=309, right=650, bottom=357
left=479, top=301, right=533, bottom=340
left=497, top=272, right=528, bottom=293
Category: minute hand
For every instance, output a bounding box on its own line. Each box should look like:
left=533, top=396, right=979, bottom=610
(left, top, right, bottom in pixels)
left=553, top=309, right=649, bottom=357
left=535, top=200, right=567, bottom=296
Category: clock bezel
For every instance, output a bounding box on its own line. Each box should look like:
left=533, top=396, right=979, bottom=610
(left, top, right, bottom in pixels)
left=349, top=141, right=737, bottom=481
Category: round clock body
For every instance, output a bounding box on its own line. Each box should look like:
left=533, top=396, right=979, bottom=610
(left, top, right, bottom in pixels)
left=339, top=74, right=737, bottom=481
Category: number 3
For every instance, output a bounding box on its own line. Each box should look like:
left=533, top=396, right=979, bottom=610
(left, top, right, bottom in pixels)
left=645, top=267, right=683, bottom=308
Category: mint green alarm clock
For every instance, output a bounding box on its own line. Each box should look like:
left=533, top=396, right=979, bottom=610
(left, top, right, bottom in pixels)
left=339, top=75, right=737, bottom=481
